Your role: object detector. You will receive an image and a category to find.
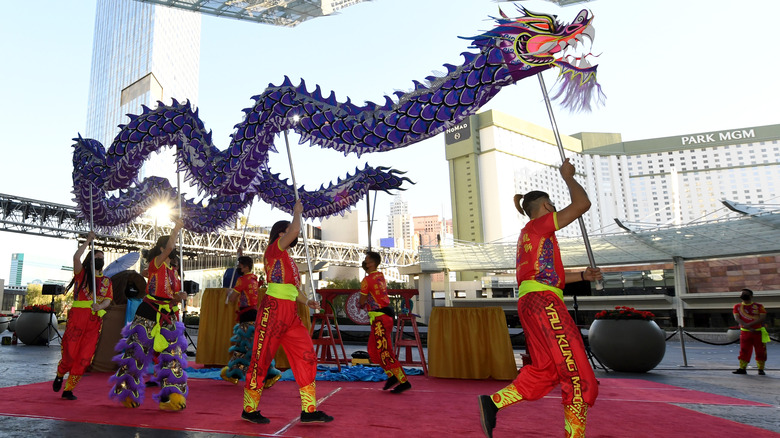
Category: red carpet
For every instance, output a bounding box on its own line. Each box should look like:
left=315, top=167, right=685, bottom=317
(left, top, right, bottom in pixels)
left=0, top=374, right=776, bottom=437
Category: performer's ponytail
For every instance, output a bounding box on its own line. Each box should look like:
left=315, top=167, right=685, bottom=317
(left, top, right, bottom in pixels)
left=515, top=191, right=550, bottom=217
left=514, top=194, right=526, bottom=216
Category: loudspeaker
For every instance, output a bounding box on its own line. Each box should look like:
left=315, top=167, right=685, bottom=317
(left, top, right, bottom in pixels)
left=183, top=280, right=199, bottom=295
left=42, top=284, right=65, bottom=296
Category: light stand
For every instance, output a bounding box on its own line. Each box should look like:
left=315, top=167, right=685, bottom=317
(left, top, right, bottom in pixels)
left=175, top=159, right=196, bottom=357
left=569, top=283, right=606, bottom=372
left=37, top=284, right=64, bottom=347
left=182, top=280, right=199, bottom=356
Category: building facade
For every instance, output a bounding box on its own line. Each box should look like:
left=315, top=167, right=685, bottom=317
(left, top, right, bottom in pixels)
left=387, top=195, right=413, bottom=250
left=86, top=0, right=201, bottom=181
left=446, top=110, right=780, bottom=248
left=8, top=253, right=23, bottom=286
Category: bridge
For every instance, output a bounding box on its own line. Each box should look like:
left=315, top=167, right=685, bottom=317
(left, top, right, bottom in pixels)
left=0, top=193, right=418, bottom=271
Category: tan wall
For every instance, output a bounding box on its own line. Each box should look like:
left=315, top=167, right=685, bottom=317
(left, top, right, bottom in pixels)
left=686, top=255, right=780, bottom=293
left=599, top=255, right=780, bottom=294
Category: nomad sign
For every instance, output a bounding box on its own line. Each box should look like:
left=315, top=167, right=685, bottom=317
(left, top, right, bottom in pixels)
left=445, top=120, right=471, bottom=145
left=680, top=129, right=755, bottom=146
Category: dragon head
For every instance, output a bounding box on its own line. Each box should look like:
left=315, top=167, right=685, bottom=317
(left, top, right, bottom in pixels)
left=470, top=6, right=602, bottom=111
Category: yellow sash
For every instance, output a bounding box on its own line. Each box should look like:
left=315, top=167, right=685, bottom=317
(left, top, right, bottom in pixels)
left=72, top=300, right=107, bottom=318
left=266, top=283, right=298, bottom=301
left=517, top=280, right=564, bottom=301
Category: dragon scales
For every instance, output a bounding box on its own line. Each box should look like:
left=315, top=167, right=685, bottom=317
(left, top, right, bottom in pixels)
left=72, top=7, right=603, bottom=233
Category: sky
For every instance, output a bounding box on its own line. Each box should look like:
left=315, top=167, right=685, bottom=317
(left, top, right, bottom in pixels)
left=1, top=0, right=779, bottom=282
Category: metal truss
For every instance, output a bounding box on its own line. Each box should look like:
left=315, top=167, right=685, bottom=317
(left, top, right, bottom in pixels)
left=131, top=0, right=364, bottom=27
left=0, top=193, right=417, bottom=269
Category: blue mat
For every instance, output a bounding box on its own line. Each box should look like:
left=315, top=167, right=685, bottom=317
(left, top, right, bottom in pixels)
left=185, top=364, right=423, bottom=382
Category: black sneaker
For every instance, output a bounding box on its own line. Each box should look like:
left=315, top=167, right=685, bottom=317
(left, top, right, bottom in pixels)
left=300, top=410, right=334, bottom=423
left=241, top=410, right=270, bottom=424
left=52, top=376, right=63, bottom=392
left=62, top=391, right=77, bottom=401
left=478, top=395, right=498, bottom=438
left=145, top=380, right=159, bottom=387
left=390, top=381, right=411, bottom=394
left=732, top=368, right=747, bottom=375
left=758, top=369, right=766, bottom=376
left=382, top=375, right=399, bottom=390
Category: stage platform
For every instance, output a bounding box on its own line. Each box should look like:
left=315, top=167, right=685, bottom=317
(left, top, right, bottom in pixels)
left=0, top=331, right=777, bottom=437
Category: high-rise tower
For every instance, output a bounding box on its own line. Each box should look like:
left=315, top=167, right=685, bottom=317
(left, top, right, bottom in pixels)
left=85, top=0, right=201, bottom=181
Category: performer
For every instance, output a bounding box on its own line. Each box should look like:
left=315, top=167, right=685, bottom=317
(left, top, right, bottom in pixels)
left=53, top=231, right=113, bottom=400
left=109, top=218, right=189, bottom=411
left=479, top=159, right=602, bottom=438
left=220, top=252, right=282, bottom=388
left=359, top=251, right=411, bottom=393
left=732, top=288, right=768, bottom=375
left=241, top=199, right=333, bottom=424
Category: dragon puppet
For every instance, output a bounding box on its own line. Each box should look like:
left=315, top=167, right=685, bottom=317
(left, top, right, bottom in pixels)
left=72, top=7, right=602, bottom=233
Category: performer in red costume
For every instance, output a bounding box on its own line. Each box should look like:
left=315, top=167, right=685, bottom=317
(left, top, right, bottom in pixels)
left=109, top=218, right=188, bottom=411
left=241, top=199, right=333, bottom=424
left=732, top=288, right=768, bottom=375
left=359, top=251, right=410, bottom=393
left=53, top=231, right=113, bottom=400
left=479, top=159, right=602, bottom=438
left=221, top=253, right=282, bottom=387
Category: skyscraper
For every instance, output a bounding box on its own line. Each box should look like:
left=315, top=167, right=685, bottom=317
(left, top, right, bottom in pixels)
left=387, top=194, right=412, bottom=250
left=9, top=253, right=23, bottom=286
left=85, top=0, right=201, bottom=181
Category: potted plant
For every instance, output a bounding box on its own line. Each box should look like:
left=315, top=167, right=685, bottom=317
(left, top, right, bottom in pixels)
left=588, top=306, right=666, bottom=372
left=15, top=304, right=59, bottom=345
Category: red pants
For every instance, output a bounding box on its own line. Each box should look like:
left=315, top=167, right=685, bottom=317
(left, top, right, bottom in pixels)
left=513, top=291, right=598, bottom=406
left=368, top=314, right=402, bottom=373
left=738, top=330, right=767, bottom=363
left=58, top=308, right=103, bottom=377
left=244, top=295, right=317, bottom=392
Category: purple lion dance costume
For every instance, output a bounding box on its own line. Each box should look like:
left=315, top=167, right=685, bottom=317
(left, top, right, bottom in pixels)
left=108, top=314, right=189, bottom=408
left=71, top=7, right=603, bottom=233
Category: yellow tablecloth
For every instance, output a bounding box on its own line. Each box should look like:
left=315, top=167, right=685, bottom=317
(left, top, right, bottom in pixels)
left=428, top=307, right=517, bottom=380
left=195, top=288, right=312, bottom=369
left=195, top=288, right=239, bottom=366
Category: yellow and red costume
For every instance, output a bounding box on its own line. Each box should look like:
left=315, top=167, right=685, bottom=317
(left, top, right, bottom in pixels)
left=222, top=272, right=274, bottom=384
left=733, top=301, right=768, bottom=370
left=243, top=238, right=319, bottom=414
left=361, top=270, right=407, bottom=385
left=487, top=212, right=598, bottom=438
left=57, top=269, right=113, bottom=392
left=109, top=259, right=188, bottom=409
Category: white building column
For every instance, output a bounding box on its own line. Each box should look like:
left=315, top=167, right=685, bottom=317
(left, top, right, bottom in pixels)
left=416, top=273, right=433, bottom=324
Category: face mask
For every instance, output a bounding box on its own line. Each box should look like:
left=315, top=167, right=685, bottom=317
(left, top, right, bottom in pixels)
left=94, top=259, right=104, bottom=271
left=361, top=261, right=368, bottom=272
left=289, top=237, right=299, bottom=248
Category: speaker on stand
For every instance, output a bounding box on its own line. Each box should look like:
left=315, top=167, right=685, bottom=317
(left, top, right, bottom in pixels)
left=182, top=280, right=199, bottom=357
left=37, top=284, right=65, bottom=346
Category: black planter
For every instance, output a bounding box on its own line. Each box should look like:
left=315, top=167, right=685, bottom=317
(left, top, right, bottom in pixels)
left=589, top=319, right=666, bottom=372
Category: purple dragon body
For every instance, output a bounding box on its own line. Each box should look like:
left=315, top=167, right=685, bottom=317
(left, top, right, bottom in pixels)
left=73, top=7, right=602, bottom=233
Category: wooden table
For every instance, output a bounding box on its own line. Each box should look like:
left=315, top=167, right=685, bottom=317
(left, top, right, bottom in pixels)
left=427, top=307, right=517, bottom=380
